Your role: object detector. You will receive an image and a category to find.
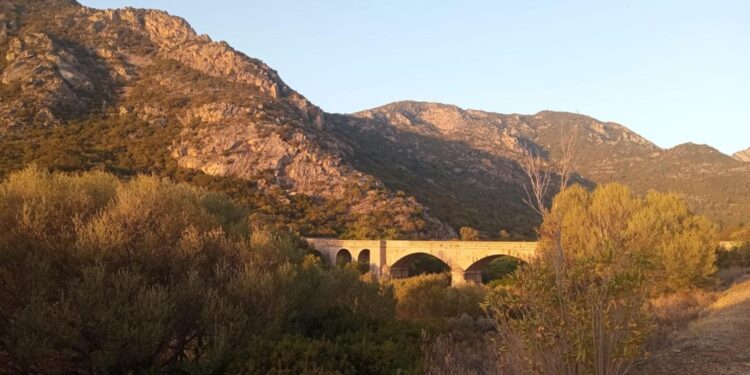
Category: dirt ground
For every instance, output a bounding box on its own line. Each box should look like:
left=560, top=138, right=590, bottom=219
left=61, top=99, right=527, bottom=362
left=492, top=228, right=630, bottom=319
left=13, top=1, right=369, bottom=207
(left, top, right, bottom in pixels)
left=636, top=279, right=750, bottom=375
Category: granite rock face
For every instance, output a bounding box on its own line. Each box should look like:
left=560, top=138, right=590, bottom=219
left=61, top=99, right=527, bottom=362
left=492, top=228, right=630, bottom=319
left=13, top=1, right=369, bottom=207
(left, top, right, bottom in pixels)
left=0, top=0, right=451, bottom=239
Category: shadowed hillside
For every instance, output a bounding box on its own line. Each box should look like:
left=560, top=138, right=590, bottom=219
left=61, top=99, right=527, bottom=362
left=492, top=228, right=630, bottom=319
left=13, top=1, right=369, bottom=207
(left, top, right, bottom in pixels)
left=341, top=101, right=750, bottom=238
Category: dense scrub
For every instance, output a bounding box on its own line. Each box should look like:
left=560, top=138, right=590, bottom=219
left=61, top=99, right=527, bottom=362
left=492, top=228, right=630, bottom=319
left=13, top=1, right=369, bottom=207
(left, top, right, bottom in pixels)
left=0, top=104, right=424, bottom=239
left=487, top=183, right=719, bottom=374
left=546, top=184, right=717, bottom=292
left=0, top=167, right=428, bottom=373
left=389, top=274, right=487, bottom=321
left=0, top=168, right=730, bottom=374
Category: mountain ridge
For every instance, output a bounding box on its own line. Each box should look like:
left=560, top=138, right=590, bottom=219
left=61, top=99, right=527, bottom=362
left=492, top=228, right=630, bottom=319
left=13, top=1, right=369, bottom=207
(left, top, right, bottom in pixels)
left=734, top=147, right=750, bottom=162
left=0, top=0, right=453, bottom=239
left=1, top=1, right=748, bottom=239
left=340, top=100, right=750, bottom=237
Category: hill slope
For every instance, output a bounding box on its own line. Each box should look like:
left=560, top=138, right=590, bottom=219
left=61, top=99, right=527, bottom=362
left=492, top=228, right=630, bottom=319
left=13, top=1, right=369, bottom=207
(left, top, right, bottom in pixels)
left=0, top=0, right=452, bottom=239
left=734, top=147, right=750, bottom=162
left=1, top=1, right=747, bottom=239
left=334, top=101, right=750, bottom=237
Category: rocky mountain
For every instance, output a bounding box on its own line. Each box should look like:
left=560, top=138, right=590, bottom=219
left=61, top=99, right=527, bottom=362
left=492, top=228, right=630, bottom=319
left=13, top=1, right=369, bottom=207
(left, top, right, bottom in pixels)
left=734, top=148, right=750, bottom=162
left=330, top=101, right=750, bottom=237
left=0, top=0, right=452, bottom=239
left=1, top=0, right=747, bottom=240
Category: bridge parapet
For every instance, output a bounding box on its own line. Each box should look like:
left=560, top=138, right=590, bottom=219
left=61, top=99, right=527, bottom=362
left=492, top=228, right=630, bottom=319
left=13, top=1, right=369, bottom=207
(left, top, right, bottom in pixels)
left=304, top=238, right=539, bottom=285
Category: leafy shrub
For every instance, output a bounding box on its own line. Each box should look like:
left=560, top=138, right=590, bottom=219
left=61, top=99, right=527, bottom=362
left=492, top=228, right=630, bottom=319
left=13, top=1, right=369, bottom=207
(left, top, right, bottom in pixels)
left=390, top=273, right=487, bottom=321
left=460, top=226, right=480, bottom=240
left=0, top=167, right=422, bottom=374
left=488, top=254, right=651, bottom=374
left=487, top=183, right=717, bottom=374
left=545, top=184, right=718, bottom=292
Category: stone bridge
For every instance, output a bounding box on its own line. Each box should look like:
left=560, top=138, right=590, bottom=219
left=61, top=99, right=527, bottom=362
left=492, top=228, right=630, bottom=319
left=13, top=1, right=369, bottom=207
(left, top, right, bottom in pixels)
left=304, top=238, right=539, bottom=285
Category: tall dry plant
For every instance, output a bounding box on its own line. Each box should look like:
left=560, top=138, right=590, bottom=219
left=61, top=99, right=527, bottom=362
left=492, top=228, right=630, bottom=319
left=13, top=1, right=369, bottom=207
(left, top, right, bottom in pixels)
left=519, top=124, right=577, bottom=283
left=489, top=124, right=650, bottom=375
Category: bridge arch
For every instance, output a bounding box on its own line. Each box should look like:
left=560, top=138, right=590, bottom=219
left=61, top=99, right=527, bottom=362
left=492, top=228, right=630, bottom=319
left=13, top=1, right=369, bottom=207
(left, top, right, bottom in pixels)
left=389, top=252, right=451, bottom=279
left=465, top=254, right=526, bottom=272
left=357, top=249, right=371, bottom=265
left=356, top=249, right=372, bottom=272
left=302, top=238, right=538, bottom=286
left=335, top=249, right=352, bottom=266
left=465, top=254, right=525, bottom=284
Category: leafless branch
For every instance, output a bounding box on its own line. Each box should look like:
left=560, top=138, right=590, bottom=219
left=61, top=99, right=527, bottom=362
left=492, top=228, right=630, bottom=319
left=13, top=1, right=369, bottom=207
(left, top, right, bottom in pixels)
left=557, top=124, right=578, bottom=191
left=520, top=146, right=551, bottom=218
left=518, top=124, right=578, bottom=281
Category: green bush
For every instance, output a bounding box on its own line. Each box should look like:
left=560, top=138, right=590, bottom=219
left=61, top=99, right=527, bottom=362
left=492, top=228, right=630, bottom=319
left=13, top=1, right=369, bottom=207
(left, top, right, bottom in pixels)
left=390, top=273, right=487, bottom=321
left=487, top=183, right=717, bottom=373
left=481, top=256, right=522, bottom=284
left=0, top=167, right=422, bottom=374
left=545, top=183, right=718, bottom=293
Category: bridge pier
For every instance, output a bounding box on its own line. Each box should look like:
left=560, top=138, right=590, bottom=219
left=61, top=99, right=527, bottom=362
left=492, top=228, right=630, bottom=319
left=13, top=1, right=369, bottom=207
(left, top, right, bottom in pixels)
left=385, top=267, right=409, bottom=280
left=451, top=269, right=483, bottom=286
left=464, top=270, right=483, bottom=284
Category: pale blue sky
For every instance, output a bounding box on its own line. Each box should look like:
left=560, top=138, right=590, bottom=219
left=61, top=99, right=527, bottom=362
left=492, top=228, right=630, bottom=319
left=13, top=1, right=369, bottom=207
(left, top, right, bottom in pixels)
left=80, top=0, right=749, bottom=154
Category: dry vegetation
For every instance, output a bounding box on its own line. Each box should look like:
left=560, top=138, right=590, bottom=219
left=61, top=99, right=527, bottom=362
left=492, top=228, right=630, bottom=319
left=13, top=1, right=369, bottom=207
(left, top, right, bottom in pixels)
left=648, top=289, right=718, bottom=347
left=0, top=167, right=506, bottom=373
left=480, top=134, right=721, bottom=375
left=0, top=166, right=744, bottom=374
left=0, top=167, right=432, bottom=373
left=637, top=280, right=750, bottom=375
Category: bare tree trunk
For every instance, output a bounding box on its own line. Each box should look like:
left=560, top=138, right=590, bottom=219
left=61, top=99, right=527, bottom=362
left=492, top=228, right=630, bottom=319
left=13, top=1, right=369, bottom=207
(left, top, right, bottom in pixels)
left=519, top=124, right=578, bottom=282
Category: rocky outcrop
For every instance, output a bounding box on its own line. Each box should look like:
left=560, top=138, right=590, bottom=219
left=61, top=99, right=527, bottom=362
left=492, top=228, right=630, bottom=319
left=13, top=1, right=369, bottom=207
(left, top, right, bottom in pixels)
left=0, top=32, right=96, bottom=126
left=85, top=7, right=323, bottom=125
left=0, top=0, right=448, bottom=239
left=734, top=147, right=750, bottom=162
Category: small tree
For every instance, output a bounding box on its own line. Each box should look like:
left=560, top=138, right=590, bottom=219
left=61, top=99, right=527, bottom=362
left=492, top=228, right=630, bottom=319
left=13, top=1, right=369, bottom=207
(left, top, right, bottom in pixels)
left=489, top=125, right=654, bottom=375
left=497, top=229, right=511, bottom=240
left=460, top=226, right=480, bottom=241
left=547, top=184, right=717, bottom=292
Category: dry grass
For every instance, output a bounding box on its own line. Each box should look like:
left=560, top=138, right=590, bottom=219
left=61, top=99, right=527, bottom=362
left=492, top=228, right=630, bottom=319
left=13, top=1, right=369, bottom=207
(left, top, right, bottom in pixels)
left=703, top=279, right=750, bottom=317
left=637, top=280, right=750, bottom=374
left=422, top=316, right=504, bottom=375
left=647, top=267, right=750, bottom=349
left=649, top=289, right=717, bottom=344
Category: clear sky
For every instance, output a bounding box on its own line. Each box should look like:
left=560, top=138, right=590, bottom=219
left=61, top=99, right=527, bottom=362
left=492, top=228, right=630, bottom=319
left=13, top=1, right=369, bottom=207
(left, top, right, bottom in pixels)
left=80, top=0, right=749, bottom=155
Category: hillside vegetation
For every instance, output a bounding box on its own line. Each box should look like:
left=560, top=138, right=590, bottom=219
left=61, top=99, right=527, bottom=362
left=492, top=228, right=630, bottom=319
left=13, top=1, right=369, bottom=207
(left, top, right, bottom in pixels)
left=1, top=1, right=748, bottom=241
left=0, top=167, right=494, bottom=373
left=0, top=172, right=735, bottom=374
left=0, top=0, right=448, bottom=239
left=484, top=183, right=719, bottom=374
left=340, top=102, right=750, bottom=239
